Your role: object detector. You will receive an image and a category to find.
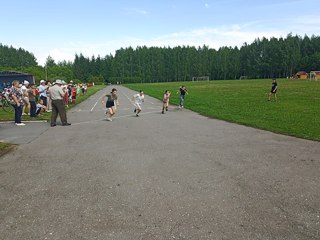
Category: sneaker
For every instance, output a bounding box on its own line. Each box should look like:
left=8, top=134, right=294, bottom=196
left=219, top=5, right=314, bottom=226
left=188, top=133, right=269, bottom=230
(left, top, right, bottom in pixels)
left=106, top=117, right=112, bottom=121
left=136, top=114, right=139, bottom=117
left=62, top=123, right=71, bottom=126
left=15, top=123, right=25, bottom=126
left=161, top=111, right=164, bottom=114
left=134, top=109, right=136, bottom=113
left=22, top=113, right=27, bottom=115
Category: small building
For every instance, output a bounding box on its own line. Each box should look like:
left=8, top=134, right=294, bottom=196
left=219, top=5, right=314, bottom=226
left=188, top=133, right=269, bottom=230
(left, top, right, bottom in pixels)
left=310, top=71, right=320, bottom=80
left=0, top=70, right=35, bottom=88
left=294, top=71, right=308, bottom=79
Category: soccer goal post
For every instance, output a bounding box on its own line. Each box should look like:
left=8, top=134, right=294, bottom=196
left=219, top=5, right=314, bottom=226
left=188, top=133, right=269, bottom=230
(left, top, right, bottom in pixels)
left=192, top=76, right=210, bottom=81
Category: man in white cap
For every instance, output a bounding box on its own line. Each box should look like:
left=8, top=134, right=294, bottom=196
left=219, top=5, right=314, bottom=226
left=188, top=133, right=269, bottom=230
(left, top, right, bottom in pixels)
left=21, top=80, right=30, bottom=115
left=38, top=80, right=47, bottom=107
left=49, top=79, right=71, bottom=127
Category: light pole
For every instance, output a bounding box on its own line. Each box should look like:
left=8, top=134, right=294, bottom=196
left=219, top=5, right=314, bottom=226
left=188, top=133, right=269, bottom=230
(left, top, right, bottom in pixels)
left=45, top=65, right=48, bottom=81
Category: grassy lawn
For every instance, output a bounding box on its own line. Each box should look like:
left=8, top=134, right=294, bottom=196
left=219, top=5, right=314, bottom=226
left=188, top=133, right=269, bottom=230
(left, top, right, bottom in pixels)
left=0, top=84, right=106, bottom=156
left=125, top=79, right=320, bottom=141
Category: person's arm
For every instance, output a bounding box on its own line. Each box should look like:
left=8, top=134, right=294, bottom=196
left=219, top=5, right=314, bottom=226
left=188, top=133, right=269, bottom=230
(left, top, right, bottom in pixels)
left=59, top=88, right=65, bottom=98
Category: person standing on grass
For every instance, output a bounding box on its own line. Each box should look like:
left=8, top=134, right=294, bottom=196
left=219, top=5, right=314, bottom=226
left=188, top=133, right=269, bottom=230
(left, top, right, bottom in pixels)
left=132, top=90, right=144, bottom=117
left=38, top=80, right=47, bottom=107
left=21, top=80, right=30, bottom=115
left=268, top=78, right=278, bottom=102
left=9, top=80, right=25, bottom=126
left=28, top=84, right=37, bottom=118
left=161, top=90, right=171, bottom=114
left=178, top=85, right=188, bottom=108
left=49, top=79, right=71, bottom=127
left=101, top=88, right=118, bottom=121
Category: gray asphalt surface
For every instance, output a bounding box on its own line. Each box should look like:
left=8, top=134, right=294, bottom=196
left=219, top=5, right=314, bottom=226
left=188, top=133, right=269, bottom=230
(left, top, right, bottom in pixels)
left=0, top=86, right=319, bottom=240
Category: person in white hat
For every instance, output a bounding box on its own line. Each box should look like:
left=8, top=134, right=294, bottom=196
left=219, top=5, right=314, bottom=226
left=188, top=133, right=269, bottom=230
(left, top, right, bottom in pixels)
left=49, top=79, right=71, bottom=127
left=21, top=80, right=30, bottom=115
left=37, top=80, right=47, bottom=107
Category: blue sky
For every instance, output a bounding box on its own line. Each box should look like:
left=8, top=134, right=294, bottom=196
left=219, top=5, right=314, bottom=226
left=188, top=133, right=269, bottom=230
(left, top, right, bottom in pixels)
left=1, top=0, right=320, bottom=66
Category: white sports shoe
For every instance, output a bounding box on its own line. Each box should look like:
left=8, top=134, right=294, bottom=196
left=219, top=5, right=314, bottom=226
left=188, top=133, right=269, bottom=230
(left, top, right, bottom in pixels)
left=15, top=123, right=25, bottom=126
left=106, top=118, right=112, bottom=121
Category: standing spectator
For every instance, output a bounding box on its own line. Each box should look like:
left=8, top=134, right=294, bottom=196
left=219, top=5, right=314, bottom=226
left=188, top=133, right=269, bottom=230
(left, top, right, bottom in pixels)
left=161, top=90, right=171, bottom=114
left=268, top=78, right=278, bottom=102
left=49, top=79, right=71, bottom=127
left=38, top=80, right=47, bottom=107
left=132, top=90, right=144, bottom=117
left=46, top=80, right=52, bottom=112
left=8, top=80, right=25, bottom=126
left=178, top=85, right=188, bottom=108
left=28, top=84, right=37, bottom=117
left=21, top=80, right=30, bottom=115
left=62, top=83, right=69, bottom=107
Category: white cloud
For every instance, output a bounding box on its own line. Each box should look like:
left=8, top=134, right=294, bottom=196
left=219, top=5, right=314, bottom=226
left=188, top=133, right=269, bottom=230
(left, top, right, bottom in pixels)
left=205, top=3, right=210, bottom=8
left=37, top=22, right=318, bottom=65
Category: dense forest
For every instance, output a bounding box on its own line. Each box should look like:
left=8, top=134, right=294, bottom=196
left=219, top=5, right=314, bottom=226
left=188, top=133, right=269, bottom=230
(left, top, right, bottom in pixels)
left=1, top=33, right=320, bottom=84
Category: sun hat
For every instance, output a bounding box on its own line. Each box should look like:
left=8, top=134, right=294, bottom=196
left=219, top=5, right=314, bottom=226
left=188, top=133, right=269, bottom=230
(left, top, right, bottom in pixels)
left=55, top=79, right=63, bottom=84
left=40, top=80, right=45, bottom=83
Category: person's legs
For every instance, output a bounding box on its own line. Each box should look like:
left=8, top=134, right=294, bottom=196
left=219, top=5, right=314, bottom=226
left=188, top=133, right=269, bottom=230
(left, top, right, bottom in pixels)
left=180, top=95, right=184, bottom=107
left=135, top=103, right=141, bottom=116
left=30, top=101, right=37, bottom=117
left=13, top=104, right=22, bottom=123
left=40, top=96, right=47, bottom=107
left=51, top=100, right=59, bottom=126
left=55, top=100, right=68, bottom=124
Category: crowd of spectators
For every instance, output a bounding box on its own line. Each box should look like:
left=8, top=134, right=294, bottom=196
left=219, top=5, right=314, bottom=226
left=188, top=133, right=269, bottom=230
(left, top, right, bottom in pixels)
left=1, top=80, right=88, bottom=126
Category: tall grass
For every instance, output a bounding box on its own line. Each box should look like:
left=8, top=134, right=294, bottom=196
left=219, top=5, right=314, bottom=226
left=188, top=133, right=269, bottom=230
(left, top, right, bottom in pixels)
left=126, top=79, right=320, bottom=141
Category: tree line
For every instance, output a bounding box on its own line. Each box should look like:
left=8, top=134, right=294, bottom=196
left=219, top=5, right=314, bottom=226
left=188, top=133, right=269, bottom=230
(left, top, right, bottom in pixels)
left=1, top=33, right=320, bottom=84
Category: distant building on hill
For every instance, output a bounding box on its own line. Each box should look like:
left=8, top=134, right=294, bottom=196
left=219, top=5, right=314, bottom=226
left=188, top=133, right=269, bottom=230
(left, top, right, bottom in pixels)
left=294, top=71, right=308, bottom=79
left=0, top=70, right=35, bottom=87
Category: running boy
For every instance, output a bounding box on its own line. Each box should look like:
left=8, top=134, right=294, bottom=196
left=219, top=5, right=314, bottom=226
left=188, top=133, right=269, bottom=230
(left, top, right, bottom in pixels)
left=132, top=90, right=144, bottom=117
left=101, top=88, right=118, bottom=121
left=161, top=90, right=171, bottom=114
left=178, top=85, right=188, bottom=108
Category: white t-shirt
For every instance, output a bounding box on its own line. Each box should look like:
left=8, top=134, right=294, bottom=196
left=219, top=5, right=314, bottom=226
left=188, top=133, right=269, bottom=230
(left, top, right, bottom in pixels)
left=38, top=85, right=47, bottom=97
left=133, top=93, right=144, bottom=105
left=21, top=85, right=28, bottom=97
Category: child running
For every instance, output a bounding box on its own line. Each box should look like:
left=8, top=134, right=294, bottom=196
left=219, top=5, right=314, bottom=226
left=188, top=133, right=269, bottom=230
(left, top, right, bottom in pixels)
left=101, top=88, right=118, bottom=121
left=161, top=90, right=171, bottom=114
left=132, top=90, right=144, bottom=117
left=178, top=85, right=188, bottom=108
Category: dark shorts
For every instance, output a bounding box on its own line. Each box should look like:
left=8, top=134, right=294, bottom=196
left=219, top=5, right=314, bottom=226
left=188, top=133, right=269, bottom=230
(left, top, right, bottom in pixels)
left=270, top=90, right=277, bottom=94
left=106, top=101, right=114, bottom=108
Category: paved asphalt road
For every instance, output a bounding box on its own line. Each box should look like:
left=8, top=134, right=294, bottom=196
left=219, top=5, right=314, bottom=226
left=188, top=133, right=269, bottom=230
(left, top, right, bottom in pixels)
left=0, top=86, right=319, bottom=240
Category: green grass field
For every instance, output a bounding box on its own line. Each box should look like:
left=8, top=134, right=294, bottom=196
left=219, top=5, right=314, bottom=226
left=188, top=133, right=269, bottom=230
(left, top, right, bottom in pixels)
left=126, top=79, right=320, bottom=141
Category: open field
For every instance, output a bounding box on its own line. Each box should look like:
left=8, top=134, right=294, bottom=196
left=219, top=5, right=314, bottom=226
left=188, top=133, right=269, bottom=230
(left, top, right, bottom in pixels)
left=126, top=79, right=320, bottom=141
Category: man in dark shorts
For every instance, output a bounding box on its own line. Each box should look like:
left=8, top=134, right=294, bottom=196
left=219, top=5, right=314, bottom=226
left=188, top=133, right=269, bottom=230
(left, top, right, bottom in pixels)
left=101, top=88, right=118, bottom=121
left=268, top=78, right=278, bottom=101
